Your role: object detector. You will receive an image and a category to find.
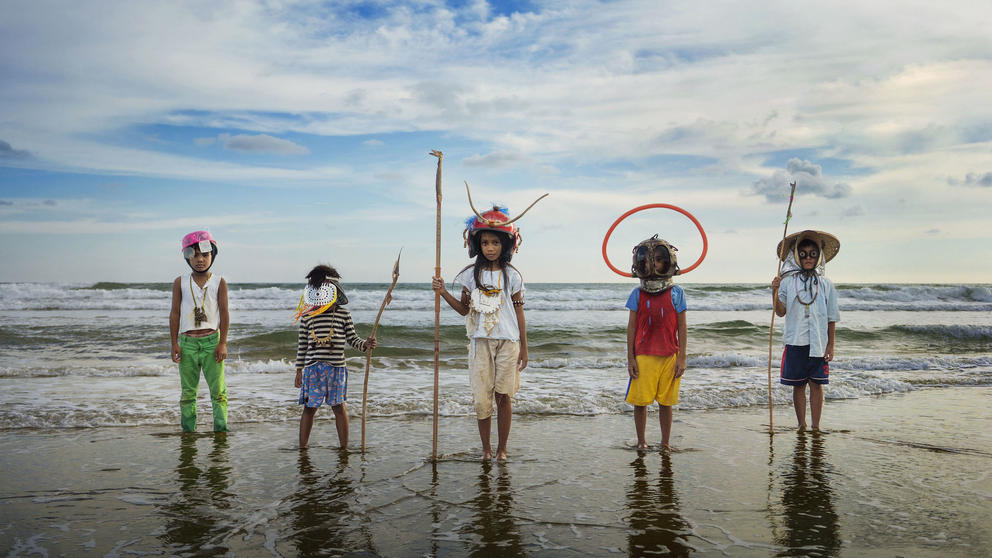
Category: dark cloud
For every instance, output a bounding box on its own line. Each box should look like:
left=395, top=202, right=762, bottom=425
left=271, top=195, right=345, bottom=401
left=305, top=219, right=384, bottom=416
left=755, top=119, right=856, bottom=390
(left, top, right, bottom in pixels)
left=462, top=151, right=532, bottom=168
left=925, top=228, right=941, bottom=235
left=842, top=205, right=865, bottom=218
left=0, top=139, right=33, bottom=160
left=218, top=133, right=309, bottom=155
left=751, top=158, right=852, bottom=202
left=43, top=200, right=57, bottom=206
left=373, top=171, right=406, bottom=182
left=948, top=172, right=992, bottom=188
left=0, top=200, right=13, bottom=206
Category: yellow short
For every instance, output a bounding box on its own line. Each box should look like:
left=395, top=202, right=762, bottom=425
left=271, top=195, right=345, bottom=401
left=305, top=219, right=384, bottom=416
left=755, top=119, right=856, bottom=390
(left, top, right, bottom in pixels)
left=625, top=354, right=680, bottom=407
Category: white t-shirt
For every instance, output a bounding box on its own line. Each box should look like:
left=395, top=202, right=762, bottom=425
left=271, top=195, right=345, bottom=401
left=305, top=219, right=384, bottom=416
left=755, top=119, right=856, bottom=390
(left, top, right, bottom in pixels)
left=777, top=273, right=840, bottom=357
left=454, top=266, right=524, bottom=341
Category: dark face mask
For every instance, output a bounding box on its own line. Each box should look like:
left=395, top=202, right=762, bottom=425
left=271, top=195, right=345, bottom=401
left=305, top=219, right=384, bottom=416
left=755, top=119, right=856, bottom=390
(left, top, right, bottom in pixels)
left=634, top=245, right=671, bottom=278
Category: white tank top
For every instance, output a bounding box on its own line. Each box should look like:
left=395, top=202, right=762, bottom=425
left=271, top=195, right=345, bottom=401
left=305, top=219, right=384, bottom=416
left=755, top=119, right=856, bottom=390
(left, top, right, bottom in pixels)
left=179, top=273, right=222, bottom=333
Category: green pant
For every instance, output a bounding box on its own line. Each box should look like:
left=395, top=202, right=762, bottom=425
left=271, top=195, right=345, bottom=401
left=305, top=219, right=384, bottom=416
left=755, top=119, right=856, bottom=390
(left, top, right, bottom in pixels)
left=179, top=332, right=228, bottom=432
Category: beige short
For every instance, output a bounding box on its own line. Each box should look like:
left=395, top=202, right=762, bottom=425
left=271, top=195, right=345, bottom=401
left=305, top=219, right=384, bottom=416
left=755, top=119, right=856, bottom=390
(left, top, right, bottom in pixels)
left=468, top=338, right=521, bottom=419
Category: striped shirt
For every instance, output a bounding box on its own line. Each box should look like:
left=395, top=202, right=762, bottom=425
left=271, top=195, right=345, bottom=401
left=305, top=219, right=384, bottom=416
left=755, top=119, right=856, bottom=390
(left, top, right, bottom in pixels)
left=295, top=307, right=368, bottom=369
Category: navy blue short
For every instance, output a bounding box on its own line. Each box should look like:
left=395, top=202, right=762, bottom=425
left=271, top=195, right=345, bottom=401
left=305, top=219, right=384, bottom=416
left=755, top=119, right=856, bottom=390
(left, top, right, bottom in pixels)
left=780, top=344, right=829, bottom=386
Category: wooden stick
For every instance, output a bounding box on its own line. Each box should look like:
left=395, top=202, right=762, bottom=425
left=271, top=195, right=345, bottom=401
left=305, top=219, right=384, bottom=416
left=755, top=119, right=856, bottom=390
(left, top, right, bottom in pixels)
left=767, top=181, right=797, bottom=435
left=430, top=150, right=443, bottom=461
left=361, top=249, right=401, bottom=454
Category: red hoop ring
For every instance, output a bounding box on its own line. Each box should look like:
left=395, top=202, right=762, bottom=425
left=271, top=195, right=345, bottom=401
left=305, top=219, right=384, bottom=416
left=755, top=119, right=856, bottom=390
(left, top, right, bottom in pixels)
left=602, top=204, right=708, bottom=277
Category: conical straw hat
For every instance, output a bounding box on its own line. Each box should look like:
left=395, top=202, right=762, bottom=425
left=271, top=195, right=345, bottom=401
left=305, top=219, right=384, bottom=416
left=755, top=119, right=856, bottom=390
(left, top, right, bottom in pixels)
left=776, top=230, right=840, bottom=263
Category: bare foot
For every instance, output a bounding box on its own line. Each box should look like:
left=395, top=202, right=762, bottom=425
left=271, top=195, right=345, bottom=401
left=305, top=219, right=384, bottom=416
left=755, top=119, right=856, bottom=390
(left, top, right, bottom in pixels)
left=797, top=423, right=807, bottom=432
left=495, top=450, right=507, bottom=461
left=481, top=448, right=492, bottom=461
left=636, top=442, right=649, bottom=449
left=660, top=444, right=672, bottom=452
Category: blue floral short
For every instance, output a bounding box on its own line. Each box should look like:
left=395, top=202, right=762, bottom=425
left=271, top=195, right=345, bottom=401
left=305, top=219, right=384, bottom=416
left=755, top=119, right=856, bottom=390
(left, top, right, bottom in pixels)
left=298, top=362, right=348, bottom=408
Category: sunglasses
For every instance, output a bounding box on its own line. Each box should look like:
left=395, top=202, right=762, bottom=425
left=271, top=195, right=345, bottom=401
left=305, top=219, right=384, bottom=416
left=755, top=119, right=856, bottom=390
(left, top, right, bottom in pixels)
left=798, top=249, right=819, bottom=260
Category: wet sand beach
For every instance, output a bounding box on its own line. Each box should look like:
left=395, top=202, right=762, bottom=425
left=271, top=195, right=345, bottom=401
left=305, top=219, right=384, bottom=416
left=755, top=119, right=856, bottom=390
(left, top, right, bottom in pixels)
left=2, top=386, right=990, bottom=557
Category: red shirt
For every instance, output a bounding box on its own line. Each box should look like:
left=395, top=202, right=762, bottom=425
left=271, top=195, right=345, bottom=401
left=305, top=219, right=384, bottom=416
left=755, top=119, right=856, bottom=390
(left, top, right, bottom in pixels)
left=632, top=288, right=681, bottom=357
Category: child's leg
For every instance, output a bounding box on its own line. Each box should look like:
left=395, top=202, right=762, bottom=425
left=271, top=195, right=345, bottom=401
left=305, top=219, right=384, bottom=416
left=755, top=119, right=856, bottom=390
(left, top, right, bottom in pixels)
left=178, top=336, right=201, bottom=432
left=808, top=382, right=824, bottom=430
left=201, top=340, right=228, bottom=432
left=331, top=402, right=349, bottom=448
left=494, top=392, right=511, bottom=460
left=299, top=406, right=318, bottom=448
left=477, top=417, right=493, bottom=460
left=658, top=404, right=673, bottom=449
left=792, top=384, right=808, bottom=430
left=633, top=405, right=648, bottom=448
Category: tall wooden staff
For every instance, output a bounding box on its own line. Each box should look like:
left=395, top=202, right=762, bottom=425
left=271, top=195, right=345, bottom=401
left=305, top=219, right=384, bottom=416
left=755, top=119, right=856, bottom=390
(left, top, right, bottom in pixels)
left=767, top=181, right=797, bottom=434
left=430, top=150, right=443, bottom=460
left=361, top=249, right=401, bottom=454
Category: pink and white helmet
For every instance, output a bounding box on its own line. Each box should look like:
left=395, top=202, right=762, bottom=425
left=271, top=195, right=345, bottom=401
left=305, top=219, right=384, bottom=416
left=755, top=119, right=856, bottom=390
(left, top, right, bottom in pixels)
left=181, top=230, right=217, bottom=259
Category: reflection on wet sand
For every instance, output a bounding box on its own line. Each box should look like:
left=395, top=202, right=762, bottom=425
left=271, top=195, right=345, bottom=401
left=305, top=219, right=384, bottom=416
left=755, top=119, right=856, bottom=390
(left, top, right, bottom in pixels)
left=463, top=462, right=526, bottom=557
left=159, top=433, right=232, bottom=555
left=286, top=450, right=375, bottom=557
left=773, top=433, right=841, bottom=557
left=625, top=452, right=693, bottom=557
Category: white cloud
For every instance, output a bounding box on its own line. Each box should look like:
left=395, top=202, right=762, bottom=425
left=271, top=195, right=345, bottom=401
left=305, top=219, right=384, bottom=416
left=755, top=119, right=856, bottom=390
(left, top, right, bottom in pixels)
left=1, top=0, right=991, bottom=282
left=750, top=159, right=852, bottom=203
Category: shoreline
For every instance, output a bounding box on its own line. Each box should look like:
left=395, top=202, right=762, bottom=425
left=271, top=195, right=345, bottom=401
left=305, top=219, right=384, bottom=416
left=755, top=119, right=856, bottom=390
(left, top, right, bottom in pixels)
left=2, top=386, right=990, bottom=556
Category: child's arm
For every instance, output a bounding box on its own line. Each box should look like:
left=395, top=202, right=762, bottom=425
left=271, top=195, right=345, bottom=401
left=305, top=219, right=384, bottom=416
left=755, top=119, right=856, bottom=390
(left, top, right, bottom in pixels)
left=432, top=277, right=470, bottom=316
left=771, top=276, right=786, bottom=317
left=626, top=310, right=639, bottom=378
left=825, top=321, right=836, bottom=362
left=215, top=278, right=229, bottom=362
left=675, top=311, right=687, bottom=378
left=295, top=321, right=307, bottom=388
left=170, top=277, right=182, bottom=363
left=512, top=291, right=527, bottom=371
left=342, top=313, right=372, bottom=353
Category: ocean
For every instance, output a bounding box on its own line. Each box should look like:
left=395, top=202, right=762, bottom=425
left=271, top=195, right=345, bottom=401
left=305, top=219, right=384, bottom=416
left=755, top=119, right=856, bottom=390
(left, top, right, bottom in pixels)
left=2, top=281, right=990, bottom=429
left=3, top=281, right=991, bottom=556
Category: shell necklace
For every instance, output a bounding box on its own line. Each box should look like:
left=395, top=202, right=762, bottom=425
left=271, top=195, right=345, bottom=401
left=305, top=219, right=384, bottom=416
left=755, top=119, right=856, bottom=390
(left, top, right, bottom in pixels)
left=189, top=274, right=211, bottom=327
left=309, top=322, right=335, bottom=346
left=471, top=270, right=502, bottom=314
left=794, top=274, right=819, bottom=318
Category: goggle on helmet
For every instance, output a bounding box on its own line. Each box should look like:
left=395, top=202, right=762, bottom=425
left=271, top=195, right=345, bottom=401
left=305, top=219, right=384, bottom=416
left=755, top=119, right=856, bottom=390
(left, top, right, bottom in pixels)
left=181, top=230, right=218, bottom=259
left=463, top=207, right=521, bottom=259
left=631, top=235, right=680, bottom=279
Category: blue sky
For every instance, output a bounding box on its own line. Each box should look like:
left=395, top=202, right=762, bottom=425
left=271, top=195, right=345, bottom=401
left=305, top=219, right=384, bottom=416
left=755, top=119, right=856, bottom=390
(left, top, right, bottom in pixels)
left=1, top=0, right=990, bottom=284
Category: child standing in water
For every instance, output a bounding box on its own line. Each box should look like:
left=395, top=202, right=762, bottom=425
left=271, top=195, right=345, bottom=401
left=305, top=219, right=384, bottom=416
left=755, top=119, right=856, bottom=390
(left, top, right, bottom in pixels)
left=170, top=230, right=230, bottom=433
left=433, top=205, right=530, bottom=461
left=294, top=265, right=376, bottom=449
left=771, top=230, right=841, bottom=431
left=625, top=235, right=687, bottom=451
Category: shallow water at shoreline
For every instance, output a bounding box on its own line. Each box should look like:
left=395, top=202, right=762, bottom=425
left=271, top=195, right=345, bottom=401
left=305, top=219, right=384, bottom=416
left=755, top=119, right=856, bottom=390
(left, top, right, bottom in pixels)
left=2, top=387, right=990, bottom=557
left=2, top=281, right=990, bottom=429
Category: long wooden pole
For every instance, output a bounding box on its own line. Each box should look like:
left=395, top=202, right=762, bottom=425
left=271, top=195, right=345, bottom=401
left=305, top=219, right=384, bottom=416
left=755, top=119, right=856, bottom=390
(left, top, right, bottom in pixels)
left=361, top=249, right=401, bottom=454
left=430, top=150, right=443, bottom=460
left=767, top=181, right=797, bottom=435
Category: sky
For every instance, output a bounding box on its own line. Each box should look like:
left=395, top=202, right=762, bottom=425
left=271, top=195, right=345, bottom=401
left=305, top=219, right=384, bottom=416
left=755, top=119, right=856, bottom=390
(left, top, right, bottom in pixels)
left=1, top=0, right=990, bottom=284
